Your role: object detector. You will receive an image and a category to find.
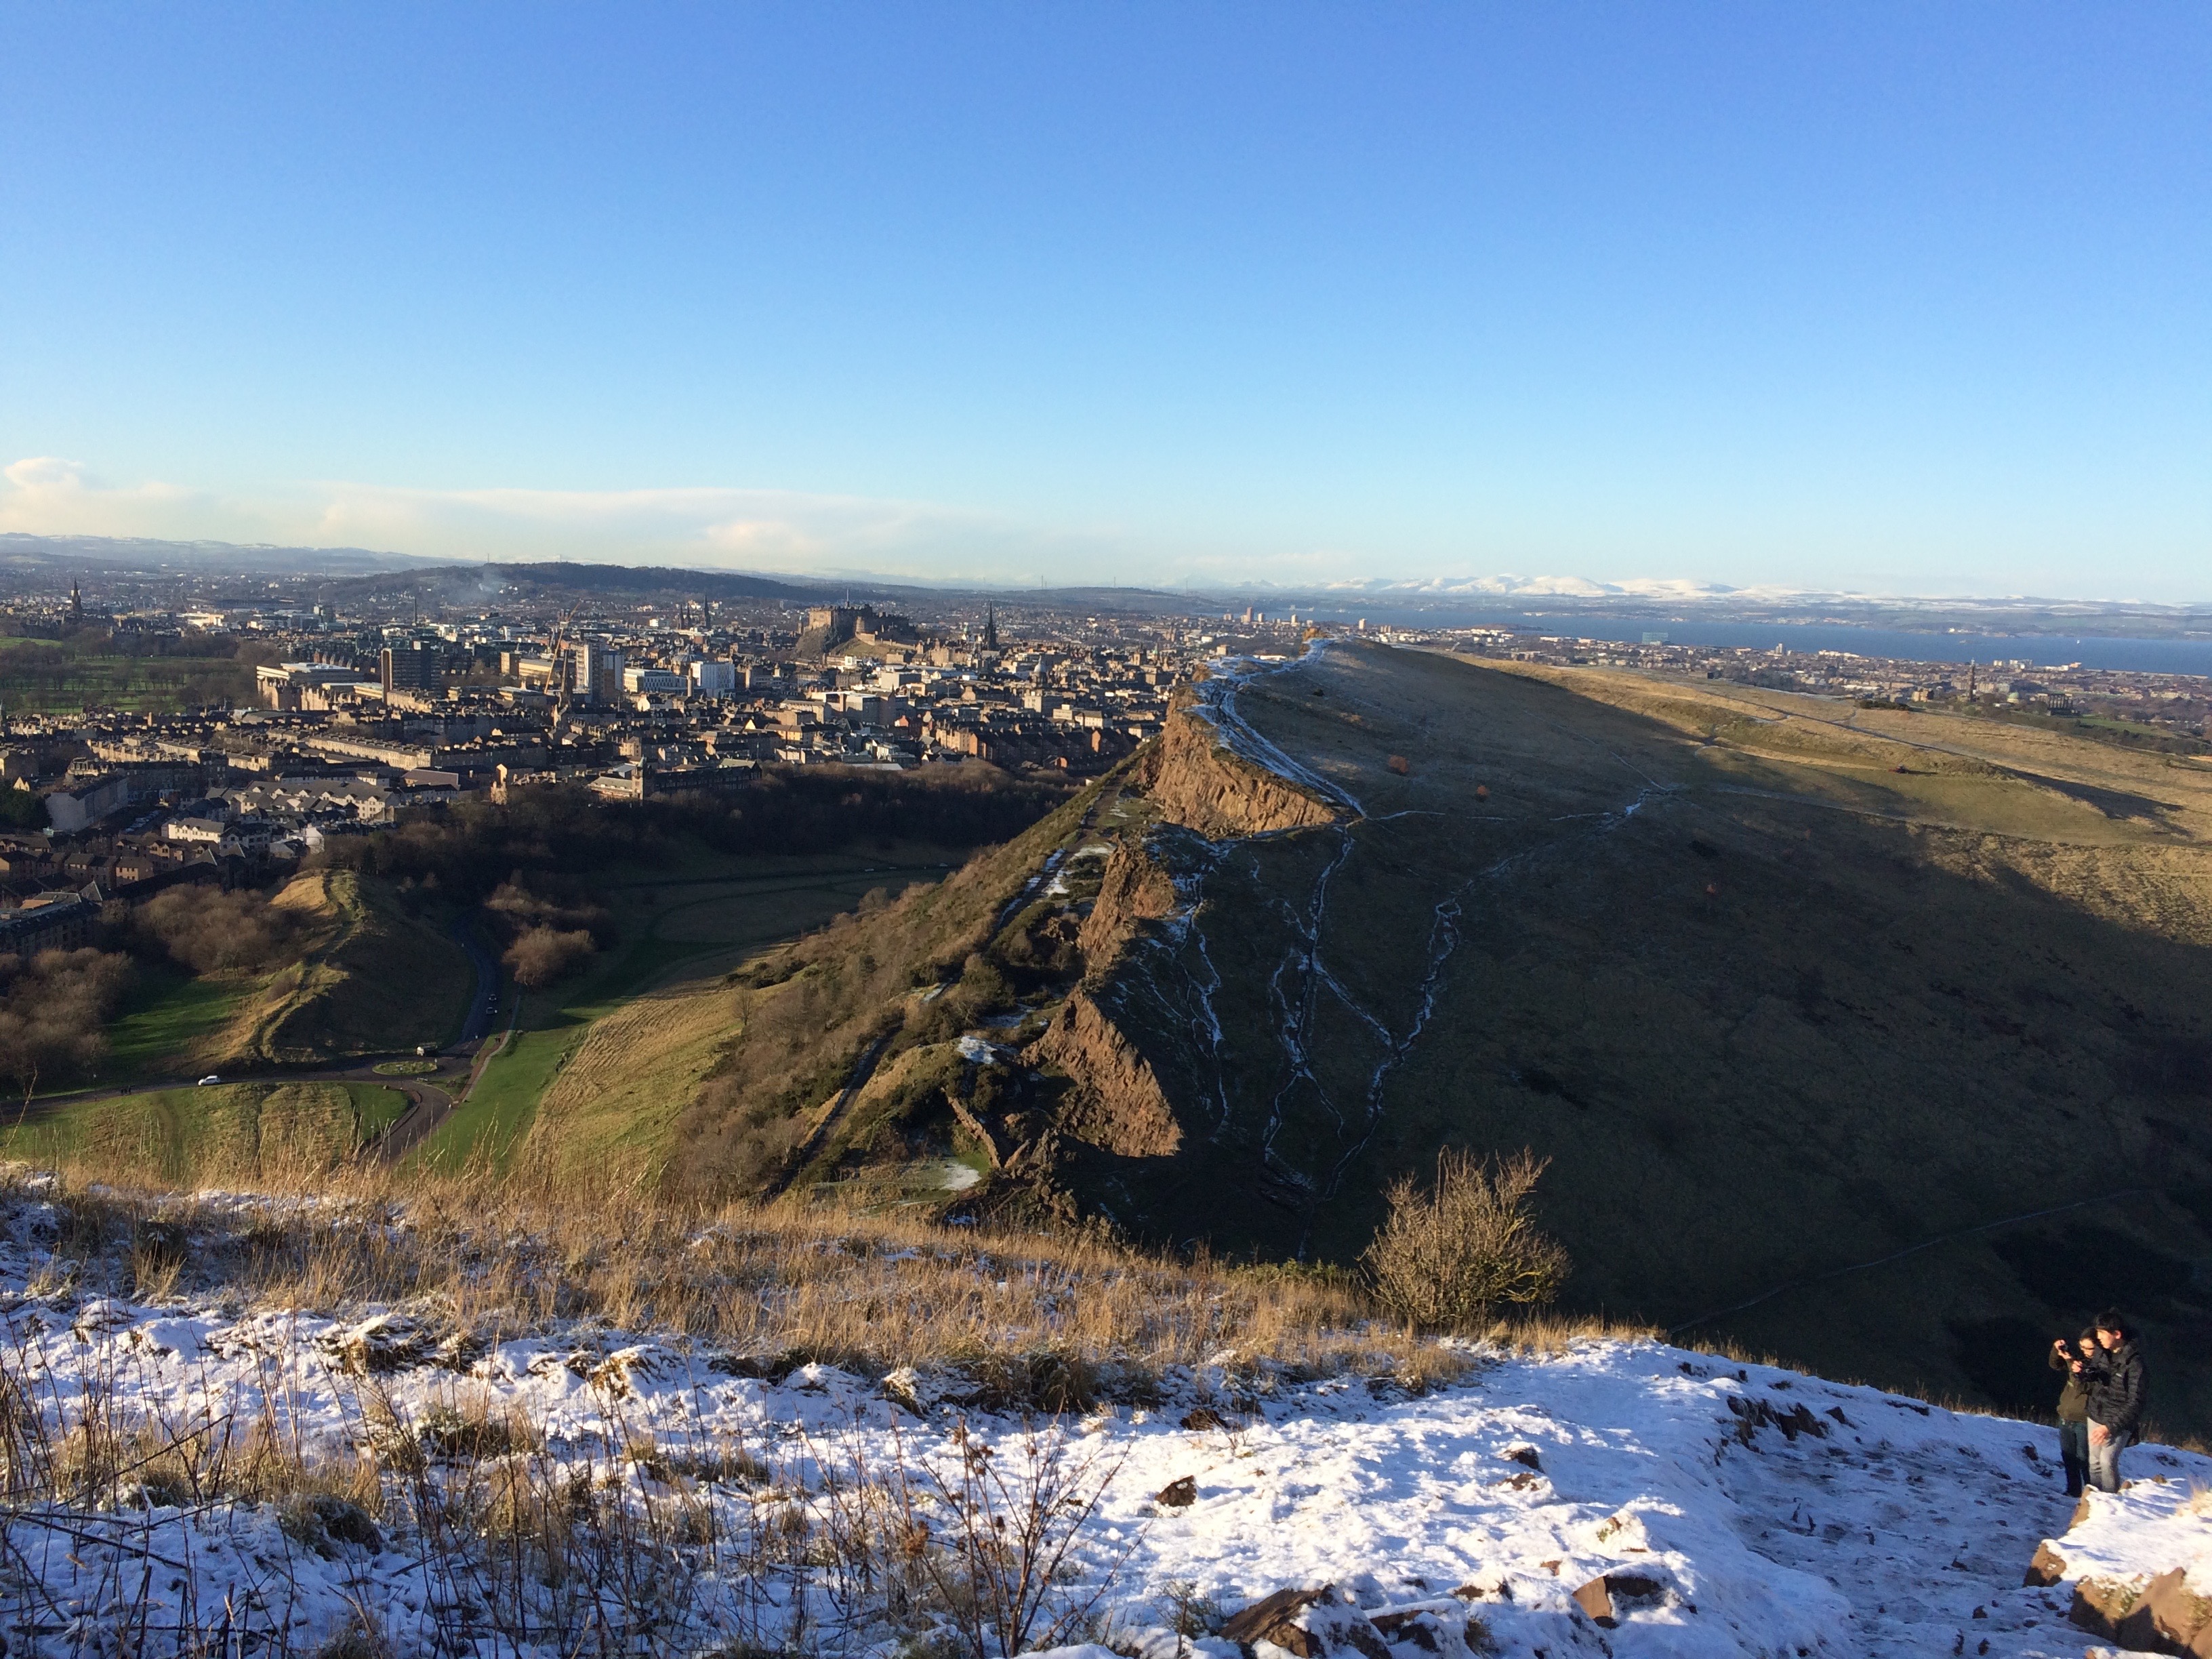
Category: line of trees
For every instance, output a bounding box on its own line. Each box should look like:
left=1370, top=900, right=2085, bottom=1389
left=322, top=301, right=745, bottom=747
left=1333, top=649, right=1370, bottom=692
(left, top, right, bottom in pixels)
left=317, top=773, right=1073, bottom=907
left=0, top=947, right=135, bottom=1097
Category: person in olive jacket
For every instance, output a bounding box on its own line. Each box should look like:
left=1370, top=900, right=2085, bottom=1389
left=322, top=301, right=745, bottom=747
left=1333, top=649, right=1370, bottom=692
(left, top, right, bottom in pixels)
left=2084, top=1309, right=2147, bottom=1494
left=2048, top=1326, right=2098, bottom=1496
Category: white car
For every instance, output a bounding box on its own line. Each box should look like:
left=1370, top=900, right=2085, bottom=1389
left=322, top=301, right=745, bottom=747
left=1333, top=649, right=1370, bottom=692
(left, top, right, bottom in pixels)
left=196, top=1075, right=222, bottom=1086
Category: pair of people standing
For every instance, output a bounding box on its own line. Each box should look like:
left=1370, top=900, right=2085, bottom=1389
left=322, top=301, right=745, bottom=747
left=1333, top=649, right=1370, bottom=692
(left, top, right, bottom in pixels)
left=2051, top=1311, right=2147, bottom=1495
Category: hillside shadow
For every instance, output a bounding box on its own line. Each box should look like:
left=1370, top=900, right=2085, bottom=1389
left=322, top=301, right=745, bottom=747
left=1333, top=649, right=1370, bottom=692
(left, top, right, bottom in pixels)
left=2001, top=767, right=2184, bottom=825
left=1073, top=644, right=2212, bottom=1433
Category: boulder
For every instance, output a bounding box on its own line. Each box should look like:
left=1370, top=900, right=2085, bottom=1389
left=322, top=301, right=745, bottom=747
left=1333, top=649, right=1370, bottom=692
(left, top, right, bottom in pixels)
left=1221, top=1588, right=1326, bottom=1656
left=1369, top=1607, right=1488, bottom=1658
left=1219, top=1588, right=1391, bottom=1659
left=2024, top=1542, right=2067, bottom=1589
left=2070, top=1570, right=2212, bottom=1656
left=1302, top=1601, right=1391, bottom=1659
left=1571, top=1572, right=1669, bottom=1629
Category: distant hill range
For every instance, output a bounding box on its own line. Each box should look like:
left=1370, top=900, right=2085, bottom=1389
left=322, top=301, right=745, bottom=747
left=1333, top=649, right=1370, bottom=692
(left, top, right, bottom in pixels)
left=321, top=561, right=839, bottom=608
left=0, top=534, right=1216, bottom=617
left=627, top=640, right=2212, bottom=1429
left=0, top=532, right=425, bottom=577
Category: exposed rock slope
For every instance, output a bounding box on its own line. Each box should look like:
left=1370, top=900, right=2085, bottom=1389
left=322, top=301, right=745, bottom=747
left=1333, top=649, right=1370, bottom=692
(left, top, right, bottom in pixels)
left=1128, top=685, right=1345, bottom=838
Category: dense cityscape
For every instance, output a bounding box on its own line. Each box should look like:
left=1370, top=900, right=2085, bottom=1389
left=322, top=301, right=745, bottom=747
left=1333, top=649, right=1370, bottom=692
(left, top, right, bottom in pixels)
left=3, top=557, right=2208, bottom=949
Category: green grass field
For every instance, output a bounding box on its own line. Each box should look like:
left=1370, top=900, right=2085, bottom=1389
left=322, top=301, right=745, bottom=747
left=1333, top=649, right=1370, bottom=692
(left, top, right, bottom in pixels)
left=0, top=1080, right=410, bottom=1185
left=415, top=850, right=956, bottom=1172
left=0, top=636, right=253, bottom=714
left=100, top=968, right=256, bottom=1086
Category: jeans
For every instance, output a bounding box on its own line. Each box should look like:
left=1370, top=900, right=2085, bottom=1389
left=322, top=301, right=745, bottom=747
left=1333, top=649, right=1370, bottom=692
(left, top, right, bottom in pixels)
left=2060, top=1420, right=2090, bottom=1495
left=2088, top=1427, right=2125, bottom=1493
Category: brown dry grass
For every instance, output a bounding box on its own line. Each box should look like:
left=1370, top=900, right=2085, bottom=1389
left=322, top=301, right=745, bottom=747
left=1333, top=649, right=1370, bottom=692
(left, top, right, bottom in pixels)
left=1, top=1157, right=1553, bottom=1391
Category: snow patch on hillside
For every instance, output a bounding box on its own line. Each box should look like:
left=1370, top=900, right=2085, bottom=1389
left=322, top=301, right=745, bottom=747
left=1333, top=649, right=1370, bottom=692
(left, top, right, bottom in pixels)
left=0, top=1187, right=2205, bottom=1658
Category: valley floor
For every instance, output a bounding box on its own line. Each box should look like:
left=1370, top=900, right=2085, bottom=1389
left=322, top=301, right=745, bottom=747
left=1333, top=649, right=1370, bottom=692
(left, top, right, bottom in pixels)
left=1, top=1182, right=2204, bottom=1658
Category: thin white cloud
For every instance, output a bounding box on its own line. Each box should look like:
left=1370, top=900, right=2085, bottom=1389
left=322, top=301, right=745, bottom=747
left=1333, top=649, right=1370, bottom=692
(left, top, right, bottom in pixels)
left=0, top=461, right=1127, bottom=585
left=16, top=455, right=2174, bottom=605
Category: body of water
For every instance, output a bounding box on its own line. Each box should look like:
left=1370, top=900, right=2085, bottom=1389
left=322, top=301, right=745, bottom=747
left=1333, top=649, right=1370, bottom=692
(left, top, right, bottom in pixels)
left=1277, top=606, right=2212, bottom=677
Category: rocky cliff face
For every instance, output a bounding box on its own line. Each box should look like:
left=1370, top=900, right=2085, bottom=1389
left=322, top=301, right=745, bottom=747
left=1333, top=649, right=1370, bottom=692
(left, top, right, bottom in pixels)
left=1130, top=694, right=1343, bottom=839
left=1076, top=840, right=1181, bottom=975
left=1023, top=989, right=1184, bottom=1158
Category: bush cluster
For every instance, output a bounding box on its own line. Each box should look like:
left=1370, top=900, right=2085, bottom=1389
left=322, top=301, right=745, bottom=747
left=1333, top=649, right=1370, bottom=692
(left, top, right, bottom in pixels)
left=121, top=884, right=301, bottom=974
left=1361, top=1147, right=1570, bottom=1332
left=0, top=946, right=136, bottom=1091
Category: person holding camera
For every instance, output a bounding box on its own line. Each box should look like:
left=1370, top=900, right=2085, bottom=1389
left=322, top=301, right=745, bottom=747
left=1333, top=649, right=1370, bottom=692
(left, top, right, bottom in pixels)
left=2049, top=1326, right=2098, bottom=1496
left=2084, top=1309, right=2146, bottom=1494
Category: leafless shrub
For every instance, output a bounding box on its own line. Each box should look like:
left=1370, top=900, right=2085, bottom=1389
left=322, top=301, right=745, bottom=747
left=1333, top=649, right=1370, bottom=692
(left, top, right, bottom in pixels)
left=503, top=924, right=596, bottom=986
left=1363, top=1148, right=1570, bottom=1333
left=485, top=874, right=613, bottom=945
left=129, top=884, right=300, bottom=972
left=890, top=1418, right=1136, bottom=1659
left=0, top=945, right=134, bottom=1090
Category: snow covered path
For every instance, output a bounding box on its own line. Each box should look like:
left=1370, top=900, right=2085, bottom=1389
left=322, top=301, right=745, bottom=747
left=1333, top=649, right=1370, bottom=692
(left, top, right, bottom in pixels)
left=3, top=1191, right=2209, bottom=1656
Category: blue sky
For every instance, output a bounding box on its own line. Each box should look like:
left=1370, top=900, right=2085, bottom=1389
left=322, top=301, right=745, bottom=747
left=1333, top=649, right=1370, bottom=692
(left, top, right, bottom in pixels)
left=2, top=4, right=2207, bottom=598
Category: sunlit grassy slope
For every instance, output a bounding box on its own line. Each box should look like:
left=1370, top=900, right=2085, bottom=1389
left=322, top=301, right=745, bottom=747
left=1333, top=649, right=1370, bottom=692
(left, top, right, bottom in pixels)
left=0, top=1081, right=408, bottom=1187
left=203, top=869, right=474, bottom=1067
left=419, top=847, right=964, bottom=1174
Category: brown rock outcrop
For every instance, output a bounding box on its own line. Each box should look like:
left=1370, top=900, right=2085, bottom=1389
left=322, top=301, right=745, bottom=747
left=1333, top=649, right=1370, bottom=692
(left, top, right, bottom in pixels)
left=1077, top=842, right=1180, bottom=973
left=1131, top=697, right=1343, bottom=840
left=2024, top=1540, right=2067, bottom=1588
left=1221, top=1589, right=1327, bottom=1655
left=2070, top=1568, right=2212, bottom=1655
left=1571, top=1572, right=1668, bottom=1629
left=1025, top=991, right=1182, bottom=1157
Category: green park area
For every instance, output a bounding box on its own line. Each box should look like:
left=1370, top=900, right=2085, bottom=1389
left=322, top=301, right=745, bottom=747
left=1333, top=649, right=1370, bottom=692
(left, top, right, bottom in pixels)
left=0, top=1080, right=411, bottom=1187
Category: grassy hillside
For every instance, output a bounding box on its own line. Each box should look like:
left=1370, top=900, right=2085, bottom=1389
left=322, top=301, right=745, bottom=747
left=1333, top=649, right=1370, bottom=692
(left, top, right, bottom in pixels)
left=417, top=846, right=975, bottom=1176
left=101, top=968, right=258, bottom=1084
left=209, top=869, right=473, bottom=1066
left=0, top=1080, right=407, bottom=1186
left=651, top=765, right=1151, bottom=1204
left=1045, top=644, right=2212, bottom=1427
left=653, top=642, right=2212, bottom=1429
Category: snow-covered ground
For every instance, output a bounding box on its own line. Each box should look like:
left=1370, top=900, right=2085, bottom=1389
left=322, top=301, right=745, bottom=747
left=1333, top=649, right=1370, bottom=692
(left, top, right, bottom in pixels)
left=2, top=1184, right=2206, bottom=1658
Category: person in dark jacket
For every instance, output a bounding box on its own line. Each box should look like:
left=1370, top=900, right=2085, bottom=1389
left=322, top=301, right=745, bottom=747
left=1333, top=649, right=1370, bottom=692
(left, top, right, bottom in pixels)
left=2049, top=1327, right=2098, bottom=1496
left=2085, top=1309, right=2147, bottom=1493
